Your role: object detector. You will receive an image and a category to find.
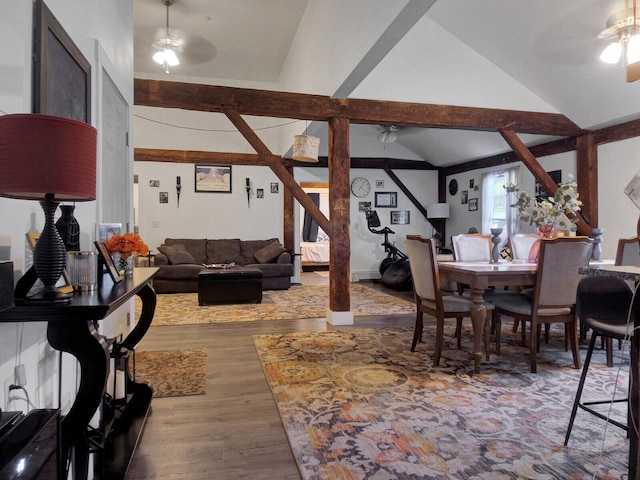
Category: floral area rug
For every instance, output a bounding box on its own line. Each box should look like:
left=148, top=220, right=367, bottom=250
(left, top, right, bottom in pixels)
left=254, top=325, right=629, bottom=479
left=133, top=349, right=208, bottom=398
left=144, top=284, right=414, bottom=326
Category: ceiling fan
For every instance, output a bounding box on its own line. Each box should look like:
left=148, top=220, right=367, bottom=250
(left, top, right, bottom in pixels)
left=598, top=0, right=640, bottom=82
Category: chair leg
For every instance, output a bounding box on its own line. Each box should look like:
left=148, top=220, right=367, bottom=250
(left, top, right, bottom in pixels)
left=411, top=309, right=423, bottom=352
left=565, top=332, right=598, bottom=445
left=544, top=323, right=550, bottom=344
left=434, top=316, right=444, bottom=366
left=512, top=318, right=519, bottom=333
left=455, top=317, right=463, bottom=349
left=493, top=313, right=502, bottom=356
left=530, top=322, right=538, bottom=373
left=484, top=313, right=491, bottom=361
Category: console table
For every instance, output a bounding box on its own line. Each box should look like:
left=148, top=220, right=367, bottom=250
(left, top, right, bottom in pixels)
left=0, top=267, right=158, bottom=480
left=579, top=264, right=640, bottom=480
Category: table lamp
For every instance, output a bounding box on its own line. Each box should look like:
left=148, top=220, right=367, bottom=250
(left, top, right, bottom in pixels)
left=0, top=114, right=97, bottom=301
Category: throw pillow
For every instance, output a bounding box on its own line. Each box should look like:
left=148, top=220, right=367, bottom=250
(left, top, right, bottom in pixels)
left=158, top=244, right=197, bottom=265
left=254, top=241, right=286, bottom=264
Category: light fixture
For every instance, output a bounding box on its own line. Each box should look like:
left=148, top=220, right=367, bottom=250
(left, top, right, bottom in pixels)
left=427, top=203, right=450, bottom=219
left=598, top=1, right=640, bottom=66
left=292, top=121, right=320, bottom=163
left=152, top=0, right=181, bottom=74
left=0, top=114, right=97, bottom=301
left=377, top=125, right=399, bottom=144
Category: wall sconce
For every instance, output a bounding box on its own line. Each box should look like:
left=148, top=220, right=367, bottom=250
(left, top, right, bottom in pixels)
left=176, top=176, right=181, bottom=207
left=245, top=178, right=252, bottom=207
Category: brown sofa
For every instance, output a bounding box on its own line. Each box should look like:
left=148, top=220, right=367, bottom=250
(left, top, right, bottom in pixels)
left=152, top=237, right=293, bottom=294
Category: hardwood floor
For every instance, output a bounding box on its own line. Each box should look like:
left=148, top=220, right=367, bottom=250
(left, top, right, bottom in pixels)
left=126, top=274, right=415, bottom=479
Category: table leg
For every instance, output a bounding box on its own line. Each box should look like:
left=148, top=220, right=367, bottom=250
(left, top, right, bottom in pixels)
left=47, top=319, right=109, bottom=480
left=469, top=287, right=487, bottom=374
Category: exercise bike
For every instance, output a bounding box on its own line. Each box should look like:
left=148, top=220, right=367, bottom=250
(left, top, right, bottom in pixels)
left=365, top=209, right=408, bottom=275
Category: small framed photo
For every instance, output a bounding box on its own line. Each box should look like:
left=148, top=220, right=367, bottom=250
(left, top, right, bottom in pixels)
left=94, top=241, right=122, bottom=284
left=159, top=192, right=168, bottom=203
left=469, top=198, right=478, bottom=211
left=195, top=164, right=232, bottom=193
left=469, top=179, right=475, bottom=189
left=257, top=188, right=264, bottom=199
left=96, top=223, right=122, bottom=242
left=461, top=190, right=469, bottom=204
left=375, top=192, right=397, bottom=208
left=376, top=180, right=384, bottom=188
left=270, top=182, right=279, bottom=194
left=149, top=180, right=160, bottom=187
left=390, top=210, right=410, bottom=225
left=359, top=201, right=371, bottom=212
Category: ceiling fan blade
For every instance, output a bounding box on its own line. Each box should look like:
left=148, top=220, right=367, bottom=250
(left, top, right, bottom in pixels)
left=627, top=62, right=640, bottom=82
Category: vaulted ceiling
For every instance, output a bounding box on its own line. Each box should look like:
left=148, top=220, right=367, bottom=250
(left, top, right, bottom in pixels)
left=133, top=0, right=640, bottom=167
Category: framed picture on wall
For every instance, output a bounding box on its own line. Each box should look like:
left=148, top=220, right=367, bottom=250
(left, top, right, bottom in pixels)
left=195, top=165, right=232, bottom=193
left=461, top=190, right=469, bottom=204
left=390, top=210, right=410, bottom=225
left=469, top=198, right=478, bottom=211
left=33, top=0, right=91, bottom=123
left=96, top=223, right=122, bottom=242
left=535, top=169, right=562, bottom=202
left=375, top=192, right=397, bottom=208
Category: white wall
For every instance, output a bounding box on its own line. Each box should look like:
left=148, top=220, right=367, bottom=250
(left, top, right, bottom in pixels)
left=0, top=0, right=133, bottom=416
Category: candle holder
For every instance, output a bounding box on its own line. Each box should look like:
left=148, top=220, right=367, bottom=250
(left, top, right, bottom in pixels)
left=490, top=227, right=503, bottom=263
left=176, top=176, right=181, bottom=208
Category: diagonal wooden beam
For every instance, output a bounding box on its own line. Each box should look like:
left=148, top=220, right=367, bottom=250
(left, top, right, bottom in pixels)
left=499, top=129, right=590, bottom=235
left=223, top=109, right=331, bottom=237
left=383, top=167, right=429, bottom=220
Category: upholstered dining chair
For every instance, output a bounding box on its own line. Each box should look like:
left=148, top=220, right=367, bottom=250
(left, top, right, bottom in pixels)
left=615, top=236, right=640, bottom=266
left=488, top=237, right=594, bottom=373
left=564, top=275, right=634, bottom=445
left=451, top=234, right=492, bottom=262
left=406, top=235, right=495, bottom=366
left=508, top=233, right=539, bottom=261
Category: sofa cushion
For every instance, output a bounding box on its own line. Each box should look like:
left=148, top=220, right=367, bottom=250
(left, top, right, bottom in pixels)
left=254, top=241, right=287, bottom=263
left=157, top=244, right=197, bottom=265
left=206, top=239, right=243, bottom=265
left=240, top=238, right=280, bottom=265
left=164, top=238, right=207, bottom=264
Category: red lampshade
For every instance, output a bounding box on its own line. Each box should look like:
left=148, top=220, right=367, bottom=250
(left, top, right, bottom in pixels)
left=0, top=114, right=96, bottom=201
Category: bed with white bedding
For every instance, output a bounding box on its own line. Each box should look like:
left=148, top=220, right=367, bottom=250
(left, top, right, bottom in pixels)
left=300, top=241, right=330, bottom=266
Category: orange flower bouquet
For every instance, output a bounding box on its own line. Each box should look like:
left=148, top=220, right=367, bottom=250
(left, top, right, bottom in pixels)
left=105, top=232, right=149, bottom=257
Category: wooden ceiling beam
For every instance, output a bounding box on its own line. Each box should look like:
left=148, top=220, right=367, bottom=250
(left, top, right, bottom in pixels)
left=134, top=78, right=584, bottom=136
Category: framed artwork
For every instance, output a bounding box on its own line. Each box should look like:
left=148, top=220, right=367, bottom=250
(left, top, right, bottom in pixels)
left=94, top=241, right=122, bottom=284
left=359, top=201, right=372, bottom=212
left=270, top=182, right=279, bottom=194
left=195, top=165, right=232, bottom=193
left=96, top=223, right=122, bottom=242
left=469, top=198, right=478, bottom=211
left=375, top=192, right=398, bottom=208
left=376, top=180, right=384, bottom=188
left=33, top=0, right=91, bottom=123
left=257, top=188, right=264, bottom=199
left=469, top=179, right=475, bottom=189
left=390, top=210, right=410, bottom=225
left=461, top=190, right=469, bottom=204
left=535, top=169, right=562, bottom=202
left=149, top=180, right=160, bottom=187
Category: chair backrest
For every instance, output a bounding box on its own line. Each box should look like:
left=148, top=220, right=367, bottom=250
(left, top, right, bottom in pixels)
left=451, top=234, right=492, bottom=262
left=509, top=234, right=539, bottom=261
left=406, top=235, right=441, bottom=304
left=535, top=237, right=594, bottom=308
left=615, top=236, right=640, bottom=266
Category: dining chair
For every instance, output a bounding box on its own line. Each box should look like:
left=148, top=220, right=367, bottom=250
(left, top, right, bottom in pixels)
left=615, top=236, right=640, bottom=266
left=488, top=237, right=594, bottom=373
left=451, top=234, right=492, bottom=262
left=508, top=233, right=539, bottom=261
left=406, top=235, right=495, bottom=366
left=564, top=275, right=634, bottom=445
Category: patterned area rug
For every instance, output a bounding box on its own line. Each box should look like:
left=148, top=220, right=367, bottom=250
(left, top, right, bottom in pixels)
left=133, top=349, right=208, bottom=398
left=254, top=325, right=629, bottom=479
left=146, top=284, right=414, bottom=326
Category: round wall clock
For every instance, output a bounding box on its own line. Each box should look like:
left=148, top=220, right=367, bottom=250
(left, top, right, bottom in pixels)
left=448, top=179, right=458, bottom=195
left=351, top=177, right=371, bottom=198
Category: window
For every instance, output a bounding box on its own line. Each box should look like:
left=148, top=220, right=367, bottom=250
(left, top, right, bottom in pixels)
left=481, top=168, right=519, bottom=247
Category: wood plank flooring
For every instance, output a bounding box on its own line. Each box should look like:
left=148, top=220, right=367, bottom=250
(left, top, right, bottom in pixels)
left=126, top=274, right=416, bottom=479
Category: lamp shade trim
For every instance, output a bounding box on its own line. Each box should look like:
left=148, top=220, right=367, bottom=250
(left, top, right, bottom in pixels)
left=0, top=114, right=97, bottom=201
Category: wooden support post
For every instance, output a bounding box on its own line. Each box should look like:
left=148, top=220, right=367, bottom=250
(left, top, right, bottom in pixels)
left=576, top=134, right=597, bottom=229
left=327, top=117, right=353, bottom=325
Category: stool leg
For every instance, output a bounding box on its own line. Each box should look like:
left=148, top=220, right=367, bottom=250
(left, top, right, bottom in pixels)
left=564, top=331, right=598, bottom=446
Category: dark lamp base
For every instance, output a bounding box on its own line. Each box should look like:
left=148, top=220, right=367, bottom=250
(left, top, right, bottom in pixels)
left=25, top=288, right=73, bottom=303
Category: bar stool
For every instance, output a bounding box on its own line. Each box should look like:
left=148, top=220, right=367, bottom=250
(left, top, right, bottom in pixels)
left=564, top=276, right=634, bottom=445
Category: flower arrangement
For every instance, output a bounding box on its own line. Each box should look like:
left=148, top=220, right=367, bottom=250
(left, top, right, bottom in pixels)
left=511, top=176, right=583, bottom=233
left=105, top=232, right=149, bottom=257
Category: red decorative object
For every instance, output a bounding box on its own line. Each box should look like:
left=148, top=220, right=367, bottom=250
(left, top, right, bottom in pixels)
left=528, top=225, right=556, bottom=263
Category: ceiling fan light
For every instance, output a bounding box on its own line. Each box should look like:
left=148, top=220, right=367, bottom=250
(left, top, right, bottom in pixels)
left=152, top=50, right=166, bottom=65
left=628, top=35, right=640, bottom=64
left=164, top=48, right=180, bottom=66
left=601, top=41, right=622, bottom=63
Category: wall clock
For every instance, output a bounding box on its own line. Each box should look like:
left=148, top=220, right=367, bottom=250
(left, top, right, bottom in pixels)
left=448, top=179, right=458, bottom=195
left=351, top=177, right=371, bottom=198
